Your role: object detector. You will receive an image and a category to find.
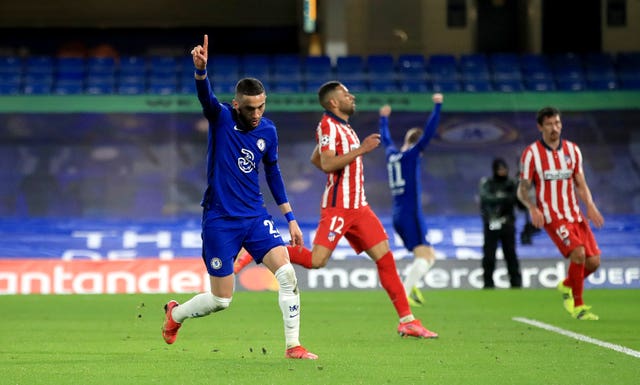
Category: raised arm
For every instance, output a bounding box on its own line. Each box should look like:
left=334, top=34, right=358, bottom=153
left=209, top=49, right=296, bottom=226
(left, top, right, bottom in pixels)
left=190, top=34, right=221, bottom=119
left=378, top=105, right=395, bottom=150
left=415, top=93, right=443, bottom=150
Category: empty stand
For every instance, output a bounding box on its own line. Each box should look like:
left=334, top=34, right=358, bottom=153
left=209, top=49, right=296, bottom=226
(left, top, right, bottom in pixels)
left=0, top=51, right=639, bottom=95
left=460, top=53, right=490, bottom=82
left=240, top=54, right=271, bottom=81
left=0, top=56, right=22, bottom=95
left=551, top=53, right=587, bottom=92
left=617, top=51, right=640, bottom=90
left=336, top=55, right=366, bottom=83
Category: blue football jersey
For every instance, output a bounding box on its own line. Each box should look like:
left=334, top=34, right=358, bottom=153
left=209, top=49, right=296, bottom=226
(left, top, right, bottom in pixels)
left=380, top=103, right=442, bottom=217
left=196, top=78, right=287, bottom=218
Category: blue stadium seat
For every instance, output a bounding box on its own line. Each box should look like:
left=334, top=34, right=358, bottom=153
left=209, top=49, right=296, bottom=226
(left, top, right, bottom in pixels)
left=618, top=72, right=640, bottom=90
left=0, top=71, right=21, bottom=94
left=178, top=78, right=196, bottom=94
left=431, top=79, right=461, bottom=92
left=428, top=54, right=459, bottom=82
left=587, top=75, right=618, bottom=90
left=493, top=79, right=524, bottom=92
left=57, top=57, right=85, bottom=75
left=616, top=51, right=640, bottom=89
left=87, top=57, right=116, bottom=76
left=148, top=81, right=177, bottom=95
left=25, top=56, right=55, bottom=75
left=22, top=67, right=53, bottom=94
left=22, top=82, right=52, bottom=94
left=0, top=56, right=23, bottom=77
left=53, top=80, right=84, bottom=95
left=366, top=54, right=395, bottom=81
left=398, top=54, right=426, bottom=80
left=178, top=70, right=196, bottom=94
left=210, top=54, right=240, bottom=81
left=460, top=54, right=490, bottom=81
left=336, top=55, right=366, bottom=82
left=272, top=54, right=303, bottom=82
left=520, top=54, right=554, bottom=85
left=341, top=79, right=368, bottom=93
left=0, top=83, right=21, bottom=95
left=85, top=80, right=115, bottom=95
left=117, top=74, right=146, bottom=95
left=369, top=79, right=398, bottom=92
left=490, top=53, right=522, bottom=91
left=212, top=79, right=237, bottom=94
left=304, top=78, right=327, bottom=93
left=271, top=80, right=303, bottom=93
left=556, top=78, right=587, bottom=91
left=552, top=53, right=585, bottom=88
left=303, top=55, right=333, bottom=84
left=119, top=55, right=146, bottom=71
left=149, top=56, right=177, bottom=78
left=524, top=78, right=555, bottom=92
left=463, top=79, right=492, bottom=92
left=585, top=52, right=615, bottom=71
left=399, top=78, right=429, bottom=93
left=552, top=52, right=583, bottom=69
left=241, top=54, right=271, bottom=81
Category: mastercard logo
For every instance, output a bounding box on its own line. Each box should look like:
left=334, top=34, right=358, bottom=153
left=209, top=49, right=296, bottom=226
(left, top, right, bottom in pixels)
left=237, top=265, right=280, bottom=291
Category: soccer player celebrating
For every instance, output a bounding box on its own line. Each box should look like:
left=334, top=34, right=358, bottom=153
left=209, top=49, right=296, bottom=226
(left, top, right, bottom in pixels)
left=237, top=81, right=438, bottom=338
left=161, top=35, right=317, bottom=359
left=378, top=93, right=443, bottom=306
left=518, top=106, right=604, bottom=320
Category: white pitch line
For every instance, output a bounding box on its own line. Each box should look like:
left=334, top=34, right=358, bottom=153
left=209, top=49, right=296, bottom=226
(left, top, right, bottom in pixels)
left=513, top=317, right=640, bottom=359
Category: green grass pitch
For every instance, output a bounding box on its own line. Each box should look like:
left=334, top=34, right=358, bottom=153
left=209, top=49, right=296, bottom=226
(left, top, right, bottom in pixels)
left=1, top=289, right=639, bottom=385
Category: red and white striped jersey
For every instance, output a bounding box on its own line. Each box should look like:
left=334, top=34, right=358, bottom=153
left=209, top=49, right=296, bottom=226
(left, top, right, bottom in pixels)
left=316, top=113, right=368, bottom=209
left=520, top=139, right=584, bottom=224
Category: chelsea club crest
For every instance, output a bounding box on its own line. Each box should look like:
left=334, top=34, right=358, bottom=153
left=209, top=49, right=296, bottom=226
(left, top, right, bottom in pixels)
left=257, top=138, right=266, bottom=152
left=210, top=258, right=222, bottom=270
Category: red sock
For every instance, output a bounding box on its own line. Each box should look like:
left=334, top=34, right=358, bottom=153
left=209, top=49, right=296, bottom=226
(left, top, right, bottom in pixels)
left=376, top=251, right=411, bottom=319
left=233, top=251, right=253, bottom=274
left=567, top=262, right=585, bottom=307
left=286, top=245, right=313, bottom=269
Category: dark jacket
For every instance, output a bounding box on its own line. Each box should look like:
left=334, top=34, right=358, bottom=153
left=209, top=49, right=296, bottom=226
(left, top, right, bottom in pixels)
left=479, top=175, right=519, bottom=228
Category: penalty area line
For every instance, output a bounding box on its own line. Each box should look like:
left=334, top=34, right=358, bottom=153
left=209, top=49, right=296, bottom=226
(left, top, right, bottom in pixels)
left=513, top=317, right=640, bottom=359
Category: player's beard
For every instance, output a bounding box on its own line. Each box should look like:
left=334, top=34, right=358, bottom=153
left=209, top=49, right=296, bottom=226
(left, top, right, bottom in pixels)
left=340, top=101, right=356, bottom=116
left=239, top=113, right=260, bottom=130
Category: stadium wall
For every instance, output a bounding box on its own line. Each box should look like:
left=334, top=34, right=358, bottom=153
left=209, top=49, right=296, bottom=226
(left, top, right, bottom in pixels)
left=1, top=1, right=639, bottom=56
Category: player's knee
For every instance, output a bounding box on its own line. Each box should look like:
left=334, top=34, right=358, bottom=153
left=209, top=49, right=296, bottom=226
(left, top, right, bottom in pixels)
left=569, top=247, right=586, bottom=263
left=586, top=256, right=601, bottom=271
left=274, top=263, right=298, bottom=293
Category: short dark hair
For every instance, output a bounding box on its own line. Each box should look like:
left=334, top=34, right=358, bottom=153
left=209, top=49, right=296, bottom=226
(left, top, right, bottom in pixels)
left=536, top=106, right=560, bottom=125
left=235, top=77, right=265, bottom=96
left=317, top=81, right=342, bottom=108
